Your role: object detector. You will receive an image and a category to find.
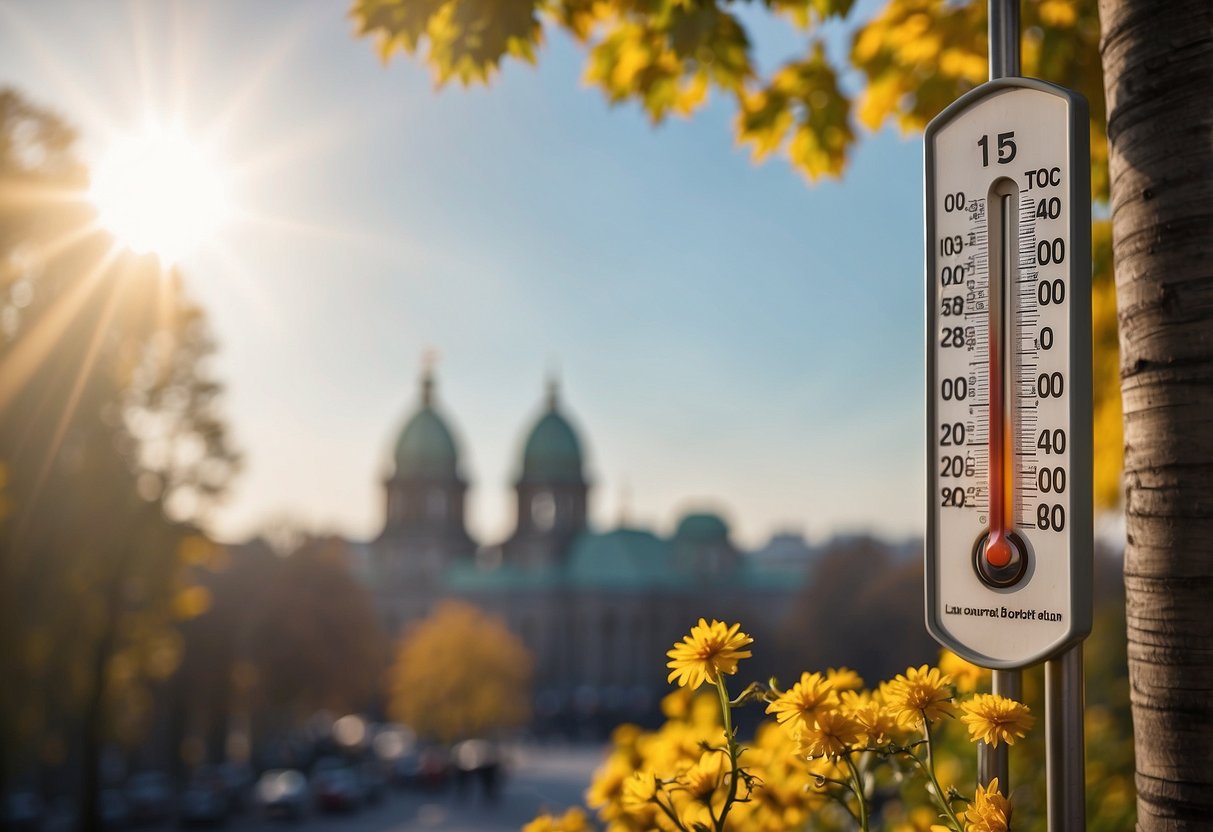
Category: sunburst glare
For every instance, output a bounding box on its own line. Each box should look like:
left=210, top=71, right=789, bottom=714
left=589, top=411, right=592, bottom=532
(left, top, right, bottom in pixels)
left=89, top=122, right=231, bottom=264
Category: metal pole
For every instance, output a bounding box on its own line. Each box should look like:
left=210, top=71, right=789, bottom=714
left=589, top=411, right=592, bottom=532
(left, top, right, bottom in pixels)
left=1046, top=644, right=1086, bottom=830
left=988, top=0, right=1021, bottom=80
left=978, top=0, right=1024, bottom=803
left=978, top=669, right=1021, bottom=789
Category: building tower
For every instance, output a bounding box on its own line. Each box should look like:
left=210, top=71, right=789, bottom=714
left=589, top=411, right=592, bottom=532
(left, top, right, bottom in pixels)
left=374, top=367, right=475, bottom=631
left=503, top=379, right=589, bottom=568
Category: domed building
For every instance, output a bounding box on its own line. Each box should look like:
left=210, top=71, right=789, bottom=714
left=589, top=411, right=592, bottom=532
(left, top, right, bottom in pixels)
left=371, top=369, right=475, bottom=634
left=502, top=381, right=590, bottom=569
left=367, top=369, right=806, bottom=730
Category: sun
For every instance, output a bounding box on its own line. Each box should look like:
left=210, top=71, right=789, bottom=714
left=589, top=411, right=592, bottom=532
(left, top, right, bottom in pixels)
left=90, top=122, right=231, bottom=263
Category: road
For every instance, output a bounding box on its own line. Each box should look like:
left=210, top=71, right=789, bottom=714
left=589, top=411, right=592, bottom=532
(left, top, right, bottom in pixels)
left=223, top=745, right=604, bottom=832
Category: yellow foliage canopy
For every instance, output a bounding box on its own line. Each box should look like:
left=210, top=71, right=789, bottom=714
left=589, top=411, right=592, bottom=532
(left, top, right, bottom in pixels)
left=387, top=600, right=533, bottom=743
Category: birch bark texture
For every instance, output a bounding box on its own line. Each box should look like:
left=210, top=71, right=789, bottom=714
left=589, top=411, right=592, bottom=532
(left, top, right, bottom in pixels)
left=1097, top=1, right=1213, bottom=826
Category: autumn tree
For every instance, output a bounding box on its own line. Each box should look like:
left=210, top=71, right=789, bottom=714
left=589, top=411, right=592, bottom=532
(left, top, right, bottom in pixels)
left=0, top=88, right=239, bottom=830
left=350, top=0, right=1212, bottom=823
left=245, top=536, right=388, bottom=722
left=777, top=538, right=936, bottom=683
left=388, top=601, right=532, bottom=743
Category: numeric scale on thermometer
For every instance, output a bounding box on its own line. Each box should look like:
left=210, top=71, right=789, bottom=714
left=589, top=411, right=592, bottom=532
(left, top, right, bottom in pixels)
left=925, top=78, right=1092, bottom=669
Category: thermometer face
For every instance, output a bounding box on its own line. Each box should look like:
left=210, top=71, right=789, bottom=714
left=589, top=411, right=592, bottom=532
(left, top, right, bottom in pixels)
left=925, top=78, right=1092, bottom=668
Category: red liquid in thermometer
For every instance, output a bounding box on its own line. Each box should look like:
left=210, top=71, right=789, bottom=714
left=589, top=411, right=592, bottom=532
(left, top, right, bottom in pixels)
left=984, top=192, right=1014, bottom=569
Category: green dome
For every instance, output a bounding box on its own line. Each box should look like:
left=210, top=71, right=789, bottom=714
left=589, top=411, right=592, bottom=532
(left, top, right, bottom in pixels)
left=520, top=383, right=584, bottom=484
left=674, top=512, right=730, bottom=542
left=393, top=373, right=460, bottom=480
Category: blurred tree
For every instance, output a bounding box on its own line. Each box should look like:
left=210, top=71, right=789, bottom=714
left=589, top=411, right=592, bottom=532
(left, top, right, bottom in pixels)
left=246, top=536, right=388, bottom=721
left=172, top=535, right=387, bottom=764
left=387, top=601, right=532, bottom=743
left=776, top=538, right=936, bottom=683
left=352, top=1, right=1213, bottom=820
left=0, top=88, right=238, bottom=830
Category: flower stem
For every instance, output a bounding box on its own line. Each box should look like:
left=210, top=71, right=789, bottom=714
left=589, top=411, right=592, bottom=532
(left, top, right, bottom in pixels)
left=842, top=754, right=870, bottom=832
left=921, top=718, right=964, bottom=831
left=714, top=675, right=741, bottom=832
left=654, top=792, right=689, bottom=832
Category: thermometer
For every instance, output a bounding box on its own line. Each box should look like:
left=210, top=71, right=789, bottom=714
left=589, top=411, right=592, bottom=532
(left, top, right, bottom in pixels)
left=925, top=78, right=1093, bottom=668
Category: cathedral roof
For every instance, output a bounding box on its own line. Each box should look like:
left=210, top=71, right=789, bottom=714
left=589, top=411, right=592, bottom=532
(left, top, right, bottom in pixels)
left=673, top=512, right=730, bottom=543
left=394, top=371, right=460, bottom=480
left=519, top=380, right=585, bottom=485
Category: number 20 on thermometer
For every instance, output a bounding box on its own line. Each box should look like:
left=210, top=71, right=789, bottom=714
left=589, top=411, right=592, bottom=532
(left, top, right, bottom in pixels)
left=925, top=78, right=1092, bottom=669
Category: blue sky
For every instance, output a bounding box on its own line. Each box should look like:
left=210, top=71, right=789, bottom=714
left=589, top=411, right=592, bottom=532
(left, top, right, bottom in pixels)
left=0, top=0, right=926, bottom=548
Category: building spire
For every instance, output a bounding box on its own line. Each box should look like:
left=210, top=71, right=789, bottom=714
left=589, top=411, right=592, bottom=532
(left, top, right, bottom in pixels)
left=421, top=348, right=439, bottom=407
left=618, top=479, right=632, bottom=528
left=545, top=371, right=559, bottom=412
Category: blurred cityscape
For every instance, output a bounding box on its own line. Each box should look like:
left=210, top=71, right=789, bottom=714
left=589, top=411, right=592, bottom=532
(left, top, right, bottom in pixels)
left=0, top=0, right=1142, bottom=827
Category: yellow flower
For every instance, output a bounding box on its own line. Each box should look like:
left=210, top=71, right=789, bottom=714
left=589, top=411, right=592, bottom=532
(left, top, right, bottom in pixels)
left=886, top=665, right=956, bottom=726
left=960, top=694, right=1035, bottom=748
left=522, top=807, right=590, bottom=832
left=585, top=752, right=634, bottom=819
left=620, top=770, right=658, bottom=813
left=682, top=750, right=726, bottom=799
left=825, top=666, right=864, bottom=691
left=796, top=709, right=862, bottom=759
left=939, top=649, right=988, bottom=694
left=841, top=690, right=901, bottom=746
left=962, top=778, right=1011, bottom=832
left=666, top=619, right=753, bottom=690
left=766, top=671, right=840, bottom=736
left=660, top=688, right=692, bottom=719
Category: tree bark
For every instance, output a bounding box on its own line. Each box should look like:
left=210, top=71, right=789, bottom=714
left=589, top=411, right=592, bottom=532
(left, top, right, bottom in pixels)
left=1098, top=1, right=1213, bottom=827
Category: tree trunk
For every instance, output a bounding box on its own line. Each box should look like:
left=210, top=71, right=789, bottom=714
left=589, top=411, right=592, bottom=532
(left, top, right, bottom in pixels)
left=1097, top=1, right=1213, bottom=827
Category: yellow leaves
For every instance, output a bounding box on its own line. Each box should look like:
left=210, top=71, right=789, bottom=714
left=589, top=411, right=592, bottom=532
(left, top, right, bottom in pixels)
left=1091, top=218, right=1122, bottom=508
left=387, top=600, right=533, bottom=742
left=584, top=3, right=752, bottom=124
left=351, top=0, right=543, bottom=86
left=737, top=43, right=854, bottom=181
left=353, top=0, right=1115, bottom=203
left=1039, top=0, right=1078, bottom=27
left=177, top=533, right=223, bottom=568
left=172, top=584, right=212, bottom=619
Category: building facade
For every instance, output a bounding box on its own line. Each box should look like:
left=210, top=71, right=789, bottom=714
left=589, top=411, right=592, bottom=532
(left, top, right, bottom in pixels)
left=367, top=370, right=809, bottom=729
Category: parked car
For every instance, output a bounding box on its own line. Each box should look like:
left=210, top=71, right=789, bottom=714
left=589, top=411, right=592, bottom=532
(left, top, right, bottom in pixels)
left=125, top=772, right=173, bottom=824
left=2, top=789, right=44, bottom=832
left=177, top=782, right=226, bottom=828
left=393, top=747, right=450, bottom=791
left=253, top=770, right=308, bottom=821
left=216, top=763, right=253, bottom=814
left=311, top=762, right=362, bottom=813
left=357, top=760, right=387, bottom=805
left=99, top=789, right=131, bottom=830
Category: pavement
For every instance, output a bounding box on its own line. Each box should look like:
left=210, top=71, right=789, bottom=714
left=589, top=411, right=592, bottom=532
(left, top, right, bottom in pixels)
left=213, top=744, right=605, bottom=832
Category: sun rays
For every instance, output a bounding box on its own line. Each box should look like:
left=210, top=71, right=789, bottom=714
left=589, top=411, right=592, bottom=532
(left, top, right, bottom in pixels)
left=0, top=1, right=381, bottom=527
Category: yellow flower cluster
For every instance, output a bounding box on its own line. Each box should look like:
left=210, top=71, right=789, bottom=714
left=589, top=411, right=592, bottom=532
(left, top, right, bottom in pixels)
left=522, top=807, right=590, bottom=832
left=585, top=690, right=839, bottom=832
left=550, top=622, right=1036, bottom=832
